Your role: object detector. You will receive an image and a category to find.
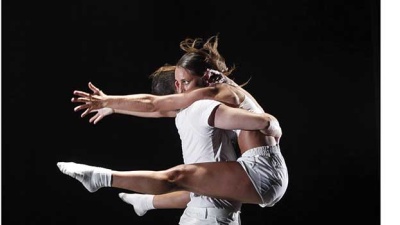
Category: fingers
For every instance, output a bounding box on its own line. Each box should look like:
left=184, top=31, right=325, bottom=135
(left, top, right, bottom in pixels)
left=73, top=90, right=90, bottom=98
left=89, top=114, right=97, bottom=124
left=94, top=115, right=103, bottom=125
left=81, top=108, right=91, bottom=118
left=88, top=82, right=101, bottom=94
left=73, top=83, right=104, bottom=123
left=89, top=113, right=103, bottom=125
left=74, top=103, right=90, bottom=111
left=71, top=96, right=91, bottom=103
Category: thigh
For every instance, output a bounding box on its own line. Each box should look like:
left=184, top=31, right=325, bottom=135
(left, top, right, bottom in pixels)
left=171, top=161, right=261, bottom=204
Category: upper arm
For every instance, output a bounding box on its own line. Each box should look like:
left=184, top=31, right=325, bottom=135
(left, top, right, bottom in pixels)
left=152, top=88, right=219, bottom=111
left=211, top=104, right=271, bottom=131
left=152, top=85, right=241, bottom=112
left=212, top=85, right=242, bottom=107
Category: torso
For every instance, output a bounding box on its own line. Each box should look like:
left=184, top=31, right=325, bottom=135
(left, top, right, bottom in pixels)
left=175, top=99, right=241, bottom=211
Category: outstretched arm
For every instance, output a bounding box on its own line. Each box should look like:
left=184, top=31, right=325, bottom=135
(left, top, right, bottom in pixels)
left=71, top=82, right=178, bottom=118
left=71, top=82, right=241, bottom=120
left=70, top=82, right=178, bottom=124
left=84, top=108, right=176, bottom=125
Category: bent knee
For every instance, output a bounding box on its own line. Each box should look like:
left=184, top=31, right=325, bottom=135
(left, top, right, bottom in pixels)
left=164, top=164, right=193, bottom=184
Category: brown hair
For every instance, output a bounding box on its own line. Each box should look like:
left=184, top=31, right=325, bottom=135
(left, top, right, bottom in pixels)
left=177, top=34, right=235, bottom=77
left=149, top=65, right=176, bottom=95
left=177, top=34, right=252, bottom=87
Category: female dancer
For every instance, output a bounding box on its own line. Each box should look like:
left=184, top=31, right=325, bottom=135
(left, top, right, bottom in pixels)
left=60, top=35, right=288, bottom=212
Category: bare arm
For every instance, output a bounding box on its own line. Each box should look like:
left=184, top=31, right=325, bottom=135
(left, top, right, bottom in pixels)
left=212, top=104, right=282, bottom=138
left=113, top=109, right=177, bottom=118
left=72, top=82, right=241, bottom=118
left=224, top=76, right=264, bottom=112
left=80, top=108, right=177, bottom=125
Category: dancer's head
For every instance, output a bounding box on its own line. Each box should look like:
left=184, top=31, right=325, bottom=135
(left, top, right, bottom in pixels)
left=150, top=35, right=237, bottom=95
left=149, top=65, right=176, bottom=95
left=174, top=35, right=235, bottom=93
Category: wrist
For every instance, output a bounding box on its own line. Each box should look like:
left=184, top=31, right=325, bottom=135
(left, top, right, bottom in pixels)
left=103, top=96, right=117, bottom=108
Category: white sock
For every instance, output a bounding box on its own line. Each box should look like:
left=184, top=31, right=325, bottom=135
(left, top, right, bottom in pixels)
left=57, top=162, right=112, bottom=193
left=119, top=193, right=155, bottom=216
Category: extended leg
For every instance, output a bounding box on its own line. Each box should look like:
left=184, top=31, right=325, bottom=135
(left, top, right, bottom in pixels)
left=110, top=162, right=261, bottom=203
left=57, top=162, right=112, bottom=192
left=57, top=161, right=261, bottom=204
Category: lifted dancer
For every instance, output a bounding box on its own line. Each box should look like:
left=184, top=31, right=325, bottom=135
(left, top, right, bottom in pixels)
left=59, top=35, right=288, bottom=224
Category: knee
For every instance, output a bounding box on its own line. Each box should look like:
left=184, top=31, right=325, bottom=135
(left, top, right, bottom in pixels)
left=164, top=164, right=192, bottom=184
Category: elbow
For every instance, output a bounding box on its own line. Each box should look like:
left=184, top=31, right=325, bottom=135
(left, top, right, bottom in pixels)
left=260, top=116, right=281, bottom=136
left=146, top=97, right=161, bottom=112
left=140, top=101, right=157, bottom=112
left=148, top=105, right=158, bottom=112
left=127, top=95, right=159, bottom=112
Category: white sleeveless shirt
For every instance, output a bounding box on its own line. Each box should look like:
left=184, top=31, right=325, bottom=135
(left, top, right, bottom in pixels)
left=175, top=99, right=241, bottom=211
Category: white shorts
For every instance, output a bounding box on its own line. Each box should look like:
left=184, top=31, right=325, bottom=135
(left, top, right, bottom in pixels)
left=237, top=145, right=289, bottom=207
left=179, top=206, right=241, bottom=225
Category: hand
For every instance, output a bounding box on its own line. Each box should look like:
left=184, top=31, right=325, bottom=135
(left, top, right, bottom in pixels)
left=71, top=82, right=109, bottom=118
left=203, top=69, right=226, bottom=86
left=88, top=108, right=114, bottom=124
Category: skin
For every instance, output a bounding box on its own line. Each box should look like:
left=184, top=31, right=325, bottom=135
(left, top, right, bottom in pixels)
left=152, top=191, right=190, bottom=209
left=71, top=66, right=282, bottom=205
left=72, top=67, right=280, bottom=145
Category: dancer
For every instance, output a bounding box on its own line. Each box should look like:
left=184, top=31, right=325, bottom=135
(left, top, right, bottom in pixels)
left=60, top=35, right=288, bottom=222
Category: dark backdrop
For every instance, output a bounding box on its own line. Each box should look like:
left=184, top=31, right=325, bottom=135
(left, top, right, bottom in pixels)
left=2, top=0, right=380, bottom=224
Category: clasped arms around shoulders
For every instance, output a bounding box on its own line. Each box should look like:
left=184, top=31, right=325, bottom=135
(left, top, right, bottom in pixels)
left=210, top=103, right=282, bottom=140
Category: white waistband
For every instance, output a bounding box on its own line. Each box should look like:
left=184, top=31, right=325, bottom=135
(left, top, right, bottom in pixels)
left=184, top=206, right=240, bottom=219
left=241, top=145, right=280, bottom=157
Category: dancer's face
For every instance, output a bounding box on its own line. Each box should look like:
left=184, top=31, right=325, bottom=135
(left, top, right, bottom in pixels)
left=174, top=66, right=203, bottom=93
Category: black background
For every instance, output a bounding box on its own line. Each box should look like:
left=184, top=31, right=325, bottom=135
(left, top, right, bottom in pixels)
left=2, top=0, right=380, bottom=224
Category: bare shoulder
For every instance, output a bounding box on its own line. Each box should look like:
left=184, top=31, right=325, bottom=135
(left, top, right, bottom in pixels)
left=213, top=83, right=244, bottom=107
